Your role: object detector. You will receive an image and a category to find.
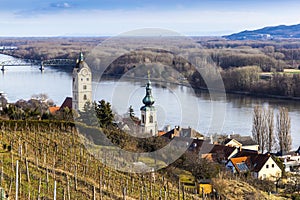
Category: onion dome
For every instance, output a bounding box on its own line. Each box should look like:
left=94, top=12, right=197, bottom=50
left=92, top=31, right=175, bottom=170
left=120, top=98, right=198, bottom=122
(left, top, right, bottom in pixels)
left=142, top=80, right=155, bottom=106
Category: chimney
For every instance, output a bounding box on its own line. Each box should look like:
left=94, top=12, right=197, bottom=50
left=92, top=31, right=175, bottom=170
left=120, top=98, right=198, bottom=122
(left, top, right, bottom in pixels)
left=165, top=125, right=171, bottom=132
left=210, top=135, right=213, bottom=144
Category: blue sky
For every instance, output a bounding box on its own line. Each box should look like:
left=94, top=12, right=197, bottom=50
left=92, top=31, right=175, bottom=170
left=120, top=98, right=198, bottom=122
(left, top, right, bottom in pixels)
left=1, top=0, right=300, bottom=36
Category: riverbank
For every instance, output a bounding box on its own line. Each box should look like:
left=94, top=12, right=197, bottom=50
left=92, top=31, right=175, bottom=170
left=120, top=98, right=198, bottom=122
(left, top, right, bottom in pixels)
left=100, top=74, right=300, bottom=102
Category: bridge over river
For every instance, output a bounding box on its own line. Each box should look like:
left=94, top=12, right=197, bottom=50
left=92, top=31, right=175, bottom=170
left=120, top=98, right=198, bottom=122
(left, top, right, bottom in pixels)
left=1, top=58, right=75, bottom=71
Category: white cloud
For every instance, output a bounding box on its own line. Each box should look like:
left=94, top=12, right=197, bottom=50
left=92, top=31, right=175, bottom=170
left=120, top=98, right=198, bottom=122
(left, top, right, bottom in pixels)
left=51, top=2, right=72, bottom=8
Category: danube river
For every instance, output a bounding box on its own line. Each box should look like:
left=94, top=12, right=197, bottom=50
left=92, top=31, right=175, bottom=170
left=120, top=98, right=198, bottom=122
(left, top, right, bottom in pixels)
left=1, top=54, right=300, bottom=149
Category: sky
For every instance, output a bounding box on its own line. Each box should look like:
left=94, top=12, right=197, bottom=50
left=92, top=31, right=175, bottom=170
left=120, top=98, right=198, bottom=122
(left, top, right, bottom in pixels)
left=1, top=0, right=300, bottom=36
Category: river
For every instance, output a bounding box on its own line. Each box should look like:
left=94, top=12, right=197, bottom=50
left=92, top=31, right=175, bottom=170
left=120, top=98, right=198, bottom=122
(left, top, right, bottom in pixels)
left=1, top=54, right=300, bottom=150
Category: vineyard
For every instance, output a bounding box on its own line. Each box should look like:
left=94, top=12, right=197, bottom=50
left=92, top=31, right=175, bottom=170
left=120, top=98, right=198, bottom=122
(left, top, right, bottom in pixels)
left=0, top=120, right=199, bottom=199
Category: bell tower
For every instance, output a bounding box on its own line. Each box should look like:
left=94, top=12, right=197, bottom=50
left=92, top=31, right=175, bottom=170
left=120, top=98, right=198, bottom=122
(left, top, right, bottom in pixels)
left=140, top=72, right=157, bottom=136
left=72, top=52, right=92, bottom=112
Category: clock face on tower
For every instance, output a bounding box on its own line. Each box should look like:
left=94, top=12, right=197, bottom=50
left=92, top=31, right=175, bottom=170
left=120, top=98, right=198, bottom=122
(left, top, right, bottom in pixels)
left=81, top=68, right=88, bottom=76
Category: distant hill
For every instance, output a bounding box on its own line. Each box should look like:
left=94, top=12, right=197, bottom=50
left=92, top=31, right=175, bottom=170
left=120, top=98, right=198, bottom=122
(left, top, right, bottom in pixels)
left=224, top=24, right=300, bottom=40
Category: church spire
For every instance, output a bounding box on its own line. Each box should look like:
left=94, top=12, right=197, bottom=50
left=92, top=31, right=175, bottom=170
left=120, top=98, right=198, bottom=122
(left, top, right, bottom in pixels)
left=142, top=71, right=155, bottom=106
left=79, top=51, right=84, bottom=62
left=140, top=71, right=157, bottom=136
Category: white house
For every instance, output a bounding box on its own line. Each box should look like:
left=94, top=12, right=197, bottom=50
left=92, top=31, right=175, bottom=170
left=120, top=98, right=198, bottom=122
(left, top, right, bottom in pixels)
left=223, top=135, right=259, bottom=152
left=279, top=153, right=300, bottom=172
left=251, top=154, right=282, bottom=180
left=226, top=153, right=282, bottom=180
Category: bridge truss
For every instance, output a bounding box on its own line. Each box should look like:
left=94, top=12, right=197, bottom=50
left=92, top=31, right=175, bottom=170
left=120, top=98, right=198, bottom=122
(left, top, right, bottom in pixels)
left=1, top=59, right=75, bottom=70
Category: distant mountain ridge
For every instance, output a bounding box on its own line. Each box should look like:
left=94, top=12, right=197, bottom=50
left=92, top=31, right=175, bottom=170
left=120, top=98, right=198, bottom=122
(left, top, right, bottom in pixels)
left=224, top=23, right=300, bottom=40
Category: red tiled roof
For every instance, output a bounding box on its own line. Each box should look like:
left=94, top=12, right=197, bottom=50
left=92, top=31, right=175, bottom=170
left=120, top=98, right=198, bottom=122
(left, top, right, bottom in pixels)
left=48, top=106, right=60, bottom=114
left=158, top=131, right=166, bottom=136
left=229, top=156, right=250, bottom=173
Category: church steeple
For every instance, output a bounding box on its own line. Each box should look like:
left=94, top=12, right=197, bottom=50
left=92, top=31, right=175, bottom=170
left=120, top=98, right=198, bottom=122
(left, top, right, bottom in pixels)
left=140, top=71, right=157, bottom=136
left=72, top=51, right=92, bottom=112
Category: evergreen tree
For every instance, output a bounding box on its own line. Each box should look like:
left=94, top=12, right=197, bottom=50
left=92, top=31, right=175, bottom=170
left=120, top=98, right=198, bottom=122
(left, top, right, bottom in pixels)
left=95, top=100, right=114, bottom=128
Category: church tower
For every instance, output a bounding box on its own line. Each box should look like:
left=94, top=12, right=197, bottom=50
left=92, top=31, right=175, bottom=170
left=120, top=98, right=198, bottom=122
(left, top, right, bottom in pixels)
left=72, top=52, right=92, bottom=112
left=140, top=74, right=158, bottom=136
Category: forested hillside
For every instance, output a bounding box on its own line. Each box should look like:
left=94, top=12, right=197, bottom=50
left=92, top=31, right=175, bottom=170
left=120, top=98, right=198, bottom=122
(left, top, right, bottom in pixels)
left=2, top=37, right=300, bottom=98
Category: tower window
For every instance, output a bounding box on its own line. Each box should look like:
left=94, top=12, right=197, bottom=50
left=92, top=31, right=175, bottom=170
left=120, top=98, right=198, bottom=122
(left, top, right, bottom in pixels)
left=83, top=94, right=87, bottom=100
left=83, top=85, right=87, bottom=90
left=81, top=78, right=83, bottom=81
left=142, top=115, right=145, bottom=124
left=87, top=78, right=89, bottom=81
left=149, top=115, right=153, bottom=123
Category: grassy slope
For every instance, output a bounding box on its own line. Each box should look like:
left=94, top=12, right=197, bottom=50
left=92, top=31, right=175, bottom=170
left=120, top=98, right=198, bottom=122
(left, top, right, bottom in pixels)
left=213, top=177, right=287, bottom=200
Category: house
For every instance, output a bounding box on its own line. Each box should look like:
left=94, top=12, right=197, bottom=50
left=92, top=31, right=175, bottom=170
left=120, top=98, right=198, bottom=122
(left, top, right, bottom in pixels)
left=188, top=139, right=239, bottom=163
left=226, top=153, right=282, bottom=180
left=204, top=144, right=239, bottom=163
left=250, top=154, right=281, bottom=180
left=46, top=97, right=73, bottom=115
left=161, top=126, right=204, bottom=140
left=222, top=134, right=259, bottom=151
left=279, top=151, right=300, bottom=172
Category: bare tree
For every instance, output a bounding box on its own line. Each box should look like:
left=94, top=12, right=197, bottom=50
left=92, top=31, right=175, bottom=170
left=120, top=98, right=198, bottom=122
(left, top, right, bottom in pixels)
left=276, top=107, right=292, bottom=154
left=265, top=106, right=275, bottom=152
left=252, top=105, right=275, bottom=153
left=252, top=105, right=265, bottom=152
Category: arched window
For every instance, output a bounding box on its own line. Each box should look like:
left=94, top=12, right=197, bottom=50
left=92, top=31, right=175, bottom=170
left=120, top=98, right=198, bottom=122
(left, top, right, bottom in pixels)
left=150, top=129, right=153, bottom=135
left=83, top=85, right=87, bottom=90
left=149, top=115, right=153, bottom=123
left=142, top=114, right=145, bottom=124
left=83, top=94, right=87, bottom=100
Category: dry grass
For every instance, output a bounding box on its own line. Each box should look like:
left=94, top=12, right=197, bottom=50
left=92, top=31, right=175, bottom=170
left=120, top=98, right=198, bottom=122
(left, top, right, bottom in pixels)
left=212, top=176, right=287, bottom=200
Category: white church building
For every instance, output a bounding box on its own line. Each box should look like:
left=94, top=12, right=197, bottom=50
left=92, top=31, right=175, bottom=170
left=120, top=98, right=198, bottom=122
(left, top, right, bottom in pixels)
left=72, top=52, right=92, bottom=112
